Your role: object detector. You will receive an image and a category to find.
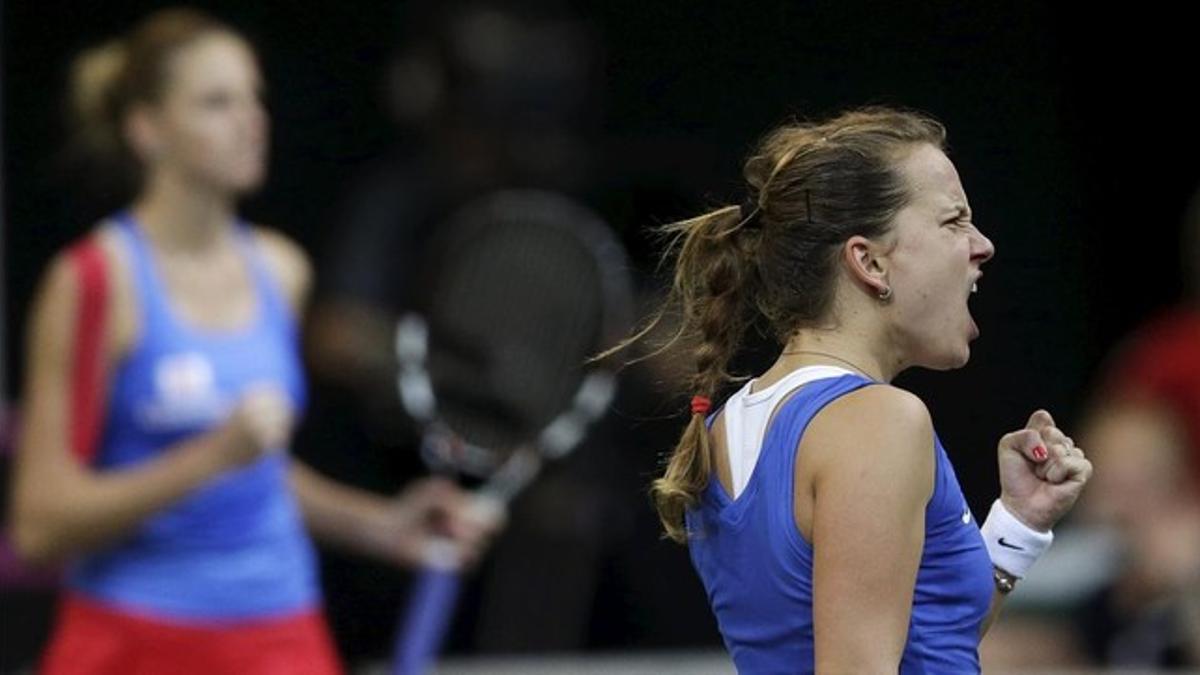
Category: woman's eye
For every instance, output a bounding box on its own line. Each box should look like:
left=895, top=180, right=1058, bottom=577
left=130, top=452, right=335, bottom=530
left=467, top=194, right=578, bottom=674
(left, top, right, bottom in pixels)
left=201, top=92, right=233, bottom=109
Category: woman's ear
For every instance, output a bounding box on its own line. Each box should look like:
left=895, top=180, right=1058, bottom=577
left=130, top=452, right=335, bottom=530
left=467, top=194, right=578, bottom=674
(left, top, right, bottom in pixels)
left=843, top=235, right=890, bottom=297
left=123, top=104, right=163, bottom=164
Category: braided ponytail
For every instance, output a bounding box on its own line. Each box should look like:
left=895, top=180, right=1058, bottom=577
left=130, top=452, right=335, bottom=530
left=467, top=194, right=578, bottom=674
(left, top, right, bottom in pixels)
left=649, top=204, right=760, bottom=541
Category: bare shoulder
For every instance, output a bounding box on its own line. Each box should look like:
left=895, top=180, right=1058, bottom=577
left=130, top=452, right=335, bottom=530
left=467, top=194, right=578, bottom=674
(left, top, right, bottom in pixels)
left=28, top=223, right=131, bottom=364
left=803, top=384, right=935, bottom=480
left=33, top=225, right=133, bottom=344
left=827, top=384, right=931, bottom=434
left=248, top=226, right=313, bottom=313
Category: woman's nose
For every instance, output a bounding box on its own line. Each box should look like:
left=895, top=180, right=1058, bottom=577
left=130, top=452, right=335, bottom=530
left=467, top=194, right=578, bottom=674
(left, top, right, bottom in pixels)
left=971, top=229, right=995, bottom=264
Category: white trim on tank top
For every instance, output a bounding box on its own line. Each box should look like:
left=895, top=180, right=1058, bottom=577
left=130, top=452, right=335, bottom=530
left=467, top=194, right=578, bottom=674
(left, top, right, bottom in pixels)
left=724, top=365, right=859, bottom=499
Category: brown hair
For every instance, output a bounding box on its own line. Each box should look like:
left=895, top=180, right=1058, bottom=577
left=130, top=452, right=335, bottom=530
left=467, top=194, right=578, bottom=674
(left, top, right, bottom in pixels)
left=609, top=106, right=947, bottom=542
left=67, top=7, right=239, bottom=193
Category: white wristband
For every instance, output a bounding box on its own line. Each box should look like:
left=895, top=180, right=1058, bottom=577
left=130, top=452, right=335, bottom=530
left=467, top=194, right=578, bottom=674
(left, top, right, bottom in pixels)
left=979, top=499, right=1053, bottom=578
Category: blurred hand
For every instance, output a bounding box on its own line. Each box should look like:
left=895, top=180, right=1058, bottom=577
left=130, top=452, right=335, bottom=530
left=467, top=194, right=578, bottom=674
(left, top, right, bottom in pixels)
left=997, top=409, right=1093, bottom=532
left=221, top=383, right=296, bottom=467
left=364, top=478, right=506, bottom=570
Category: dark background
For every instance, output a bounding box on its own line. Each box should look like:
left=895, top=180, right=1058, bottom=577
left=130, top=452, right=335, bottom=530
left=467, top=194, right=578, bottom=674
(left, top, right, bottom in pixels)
left=3, top=0, right=1197, bottom=668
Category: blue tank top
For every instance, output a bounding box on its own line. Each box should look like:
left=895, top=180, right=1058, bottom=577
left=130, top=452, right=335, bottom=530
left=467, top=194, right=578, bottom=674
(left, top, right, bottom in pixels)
left=686, top=374, right=994, bottom=674
left=68, top=212, right=320, bottom=621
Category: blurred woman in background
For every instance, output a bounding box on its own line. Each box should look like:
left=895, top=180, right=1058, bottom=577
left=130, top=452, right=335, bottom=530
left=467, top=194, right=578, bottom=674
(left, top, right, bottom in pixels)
left=8, top=8, right=492, bottom=674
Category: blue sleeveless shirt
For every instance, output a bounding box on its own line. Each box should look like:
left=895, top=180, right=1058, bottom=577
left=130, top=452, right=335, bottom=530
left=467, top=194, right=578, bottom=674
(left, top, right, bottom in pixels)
left=68, top=212, right=320, bottom=621
left=686, top=374, right=994, bottom=674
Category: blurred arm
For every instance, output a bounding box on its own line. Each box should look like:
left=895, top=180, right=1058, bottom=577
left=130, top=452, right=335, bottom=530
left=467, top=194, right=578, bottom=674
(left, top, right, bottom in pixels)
left=9, top=247, right=249, bottom=566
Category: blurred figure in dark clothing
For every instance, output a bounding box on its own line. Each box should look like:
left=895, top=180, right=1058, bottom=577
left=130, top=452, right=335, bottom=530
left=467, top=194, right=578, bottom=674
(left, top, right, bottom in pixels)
left=296, top=0, right=620, bottom=661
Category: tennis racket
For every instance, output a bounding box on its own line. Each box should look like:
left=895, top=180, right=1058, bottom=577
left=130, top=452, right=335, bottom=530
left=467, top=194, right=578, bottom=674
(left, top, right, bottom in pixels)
left=389, top=189, right=633, bottom=675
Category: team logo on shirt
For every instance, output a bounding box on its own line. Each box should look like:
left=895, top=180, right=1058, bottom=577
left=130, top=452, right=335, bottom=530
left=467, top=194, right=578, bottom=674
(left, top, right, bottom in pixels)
left=961, top=507, right=971, bottom=524
left=137, top=352, right=230, bottom=429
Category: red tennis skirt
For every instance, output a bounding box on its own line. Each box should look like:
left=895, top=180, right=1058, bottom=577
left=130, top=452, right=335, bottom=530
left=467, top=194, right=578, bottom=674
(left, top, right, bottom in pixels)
left=39, top=593, right=344, bottom=675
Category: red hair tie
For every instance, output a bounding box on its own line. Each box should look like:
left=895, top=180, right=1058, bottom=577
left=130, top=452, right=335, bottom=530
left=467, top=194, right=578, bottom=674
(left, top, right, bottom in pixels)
left=690, top=395, right=712, bottom=416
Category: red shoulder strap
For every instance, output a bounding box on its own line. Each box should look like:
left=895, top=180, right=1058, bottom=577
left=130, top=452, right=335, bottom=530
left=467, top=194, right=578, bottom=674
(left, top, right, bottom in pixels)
left=67, top=239, right=109, bottom=463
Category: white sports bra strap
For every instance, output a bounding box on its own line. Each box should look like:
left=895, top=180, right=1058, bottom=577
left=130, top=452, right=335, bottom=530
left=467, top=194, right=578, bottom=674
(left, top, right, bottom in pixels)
left=723, top=365, right=857, bottom=498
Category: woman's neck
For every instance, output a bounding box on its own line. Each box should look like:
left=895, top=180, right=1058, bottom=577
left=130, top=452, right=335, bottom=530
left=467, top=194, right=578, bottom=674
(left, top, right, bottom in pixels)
left=132, top=171, right=236, bottom=252
left=773, top=324, right=901, bottom=384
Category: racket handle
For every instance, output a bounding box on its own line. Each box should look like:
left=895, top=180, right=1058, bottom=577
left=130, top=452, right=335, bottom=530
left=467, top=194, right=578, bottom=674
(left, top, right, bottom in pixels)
left=392, top=542, right=463, bottom=675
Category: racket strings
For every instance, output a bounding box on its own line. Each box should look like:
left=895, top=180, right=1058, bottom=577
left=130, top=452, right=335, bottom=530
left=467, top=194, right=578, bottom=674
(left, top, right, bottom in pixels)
left=402, top=190, right=631, bottom=482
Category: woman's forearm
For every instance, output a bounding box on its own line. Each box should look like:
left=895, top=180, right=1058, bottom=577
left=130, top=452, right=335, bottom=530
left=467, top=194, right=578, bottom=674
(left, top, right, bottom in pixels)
left=288, top=460, right=389, bottom=556
left=11, top=426, right=243, bottom=565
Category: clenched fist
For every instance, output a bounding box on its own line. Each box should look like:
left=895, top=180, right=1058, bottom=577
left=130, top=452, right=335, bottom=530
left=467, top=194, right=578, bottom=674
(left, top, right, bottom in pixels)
left=220, top=383, right=296, bottom=467
left=996, top=409, right=1093, bottom=532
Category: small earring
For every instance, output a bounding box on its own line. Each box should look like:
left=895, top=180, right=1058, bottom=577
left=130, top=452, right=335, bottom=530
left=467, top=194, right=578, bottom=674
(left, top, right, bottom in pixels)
left=877, top=285, right=893, bottom=302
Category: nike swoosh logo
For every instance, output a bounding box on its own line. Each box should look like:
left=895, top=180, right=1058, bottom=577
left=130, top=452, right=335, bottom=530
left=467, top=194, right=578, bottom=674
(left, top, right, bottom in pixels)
left=997, top=537, right=1025, bottom=551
